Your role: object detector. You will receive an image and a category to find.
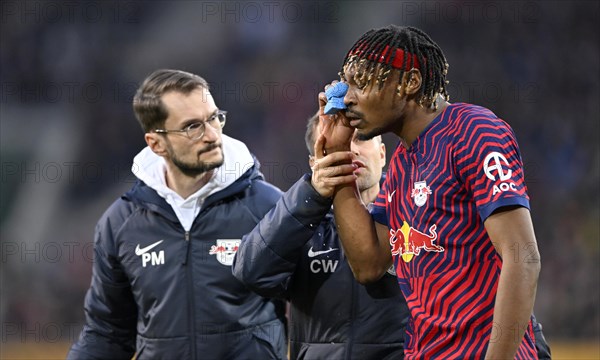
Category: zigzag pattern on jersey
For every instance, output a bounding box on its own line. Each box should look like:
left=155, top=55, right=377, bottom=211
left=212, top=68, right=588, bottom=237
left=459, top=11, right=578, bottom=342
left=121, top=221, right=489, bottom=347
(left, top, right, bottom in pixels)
left=374, top=103, right=537, bottom=359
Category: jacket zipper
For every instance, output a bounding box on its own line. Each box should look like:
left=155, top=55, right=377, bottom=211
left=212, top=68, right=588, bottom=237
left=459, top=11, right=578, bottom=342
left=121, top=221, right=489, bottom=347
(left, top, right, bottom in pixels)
left=183, top=231, right=191, bottom=265
left=184, top=231, right=197, bottom=360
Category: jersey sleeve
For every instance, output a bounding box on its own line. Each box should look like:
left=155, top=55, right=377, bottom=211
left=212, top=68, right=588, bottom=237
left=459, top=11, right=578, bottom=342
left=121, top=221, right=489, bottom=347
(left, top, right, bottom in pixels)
left=454, top=115, right=530, bottom=221
left=370, top=172, right=390, bottom=226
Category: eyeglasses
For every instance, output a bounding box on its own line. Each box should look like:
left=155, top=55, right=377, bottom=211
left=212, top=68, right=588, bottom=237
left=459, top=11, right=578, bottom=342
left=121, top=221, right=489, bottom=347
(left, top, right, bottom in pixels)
left=153, top=110, right=227, bottom=140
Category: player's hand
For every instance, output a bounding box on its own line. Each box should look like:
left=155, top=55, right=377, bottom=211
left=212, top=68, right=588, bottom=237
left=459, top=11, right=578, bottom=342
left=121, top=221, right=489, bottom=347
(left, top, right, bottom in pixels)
left=311, top=132, right=357, bottom=198
left=318, top=81, right=354, bottom=154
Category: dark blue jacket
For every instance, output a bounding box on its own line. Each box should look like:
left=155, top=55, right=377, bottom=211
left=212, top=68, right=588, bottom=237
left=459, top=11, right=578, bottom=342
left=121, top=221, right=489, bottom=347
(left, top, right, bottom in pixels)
left=233, top=174, right=408, bottom=360
left=68, top=163, right=286, bottom=360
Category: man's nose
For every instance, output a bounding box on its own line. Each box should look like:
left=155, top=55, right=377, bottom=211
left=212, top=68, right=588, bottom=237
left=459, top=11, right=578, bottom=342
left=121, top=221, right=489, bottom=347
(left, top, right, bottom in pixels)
left=344, top=85, right=355, bottom=107
left=202, top=122, right=221, bottom=141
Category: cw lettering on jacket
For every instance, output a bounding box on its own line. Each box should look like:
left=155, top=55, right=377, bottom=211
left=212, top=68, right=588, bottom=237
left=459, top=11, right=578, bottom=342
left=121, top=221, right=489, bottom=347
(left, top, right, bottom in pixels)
left=308, top=247, right=339, bottom=273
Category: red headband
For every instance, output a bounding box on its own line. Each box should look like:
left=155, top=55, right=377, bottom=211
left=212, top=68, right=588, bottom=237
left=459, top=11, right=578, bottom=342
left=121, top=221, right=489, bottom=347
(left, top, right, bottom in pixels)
left=350, top=43, right=423, bottom=71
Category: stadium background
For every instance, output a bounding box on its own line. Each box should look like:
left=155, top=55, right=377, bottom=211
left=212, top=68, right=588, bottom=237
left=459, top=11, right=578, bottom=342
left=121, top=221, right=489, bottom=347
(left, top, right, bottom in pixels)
left=1, top=1, right=598, bottom=358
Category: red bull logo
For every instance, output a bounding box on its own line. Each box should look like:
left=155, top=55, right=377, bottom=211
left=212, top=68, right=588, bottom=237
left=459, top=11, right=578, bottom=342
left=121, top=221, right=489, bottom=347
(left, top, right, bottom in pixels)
left=209, top=245, right=239, bottom=254
left=389, top=221, right=444, bottom=263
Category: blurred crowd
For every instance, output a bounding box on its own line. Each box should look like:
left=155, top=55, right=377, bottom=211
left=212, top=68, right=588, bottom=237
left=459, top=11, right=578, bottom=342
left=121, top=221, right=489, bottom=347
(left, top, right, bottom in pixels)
left=1, top=0, right=598, bottom=346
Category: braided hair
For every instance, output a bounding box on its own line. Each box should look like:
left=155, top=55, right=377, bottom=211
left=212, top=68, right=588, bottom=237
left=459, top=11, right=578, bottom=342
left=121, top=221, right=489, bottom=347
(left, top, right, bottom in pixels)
left=340, top=25, right=450, bottom=110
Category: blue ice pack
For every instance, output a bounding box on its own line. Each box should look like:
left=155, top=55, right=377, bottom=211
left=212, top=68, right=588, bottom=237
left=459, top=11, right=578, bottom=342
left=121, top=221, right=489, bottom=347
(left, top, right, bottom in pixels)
left=324, top=82, right=349, bottom=115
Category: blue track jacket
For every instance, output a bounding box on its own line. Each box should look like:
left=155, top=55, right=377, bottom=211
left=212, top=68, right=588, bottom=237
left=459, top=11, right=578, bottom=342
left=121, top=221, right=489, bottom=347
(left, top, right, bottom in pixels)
left=233, top=174, right=408, bottom=360
left=68, top=138, right=286, bottom=360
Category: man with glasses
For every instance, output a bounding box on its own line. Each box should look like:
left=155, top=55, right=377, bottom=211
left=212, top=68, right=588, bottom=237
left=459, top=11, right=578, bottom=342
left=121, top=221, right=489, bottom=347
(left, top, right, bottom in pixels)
left=68, top=69, right=286, bottom=359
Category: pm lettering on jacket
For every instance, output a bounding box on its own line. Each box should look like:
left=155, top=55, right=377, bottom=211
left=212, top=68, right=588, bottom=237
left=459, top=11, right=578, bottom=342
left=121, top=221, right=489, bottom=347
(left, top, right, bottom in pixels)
left=135, top=240, right=165, bottom=268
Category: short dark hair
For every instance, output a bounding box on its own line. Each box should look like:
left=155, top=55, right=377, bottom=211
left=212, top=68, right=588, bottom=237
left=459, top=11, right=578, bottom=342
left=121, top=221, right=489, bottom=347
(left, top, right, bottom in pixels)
left=340, top=25, right=449, bottom=109
left=133, top=69, right=209, bottom=132
left=304, top=112, right=320, bottom=156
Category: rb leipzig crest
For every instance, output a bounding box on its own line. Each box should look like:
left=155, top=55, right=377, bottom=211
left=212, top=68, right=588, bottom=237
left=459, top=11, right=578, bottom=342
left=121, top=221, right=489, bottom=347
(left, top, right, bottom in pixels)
left=209, top=239, right=241, bottom=266
left=411, top=180, right=432, bottom=207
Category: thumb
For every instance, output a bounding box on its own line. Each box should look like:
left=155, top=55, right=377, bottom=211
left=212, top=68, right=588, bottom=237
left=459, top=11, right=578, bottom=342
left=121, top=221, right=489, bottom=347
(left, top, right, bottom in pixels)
left=318, top=92, right=328, bottom=112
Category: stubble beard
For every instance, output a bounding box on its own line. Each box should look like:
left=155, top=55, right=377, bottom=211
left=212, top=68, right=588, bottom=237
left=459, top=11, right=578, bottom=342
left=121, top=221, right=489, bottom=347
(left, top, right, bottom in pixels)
left=356, top=172, right=377, bottom=192
left=356, top=126, right=387, bottom=141
left=169, top=143, right=224, bottom=178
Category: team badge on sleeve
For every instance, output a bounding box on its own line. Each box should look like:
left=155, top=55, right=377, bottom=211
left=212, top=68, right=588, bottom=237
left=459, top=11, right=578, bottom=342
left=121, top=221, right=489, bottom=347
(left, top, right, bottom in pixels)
left=411, top=181, right=432, bottom=207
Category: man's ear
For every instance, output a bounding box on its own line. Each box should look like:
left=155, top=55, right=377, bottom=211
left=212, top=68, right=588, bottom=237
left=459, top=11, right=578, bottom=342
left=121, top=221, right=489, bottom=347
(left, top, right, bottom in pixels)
left=144, top=133, right=168, bottom=157
left=379, top=142, right=386, bottom=168
left=402, top=68, right=422, bottom=96
left=308, top=155, right=315, bottom=168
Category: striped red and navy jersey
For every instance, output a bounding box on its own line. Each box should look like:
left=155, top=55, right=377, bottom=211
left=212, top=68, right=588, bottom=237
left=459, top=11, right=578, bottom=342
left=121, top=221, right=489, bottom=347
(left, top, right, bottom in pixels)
left=371, top=103, right=538, bottom=359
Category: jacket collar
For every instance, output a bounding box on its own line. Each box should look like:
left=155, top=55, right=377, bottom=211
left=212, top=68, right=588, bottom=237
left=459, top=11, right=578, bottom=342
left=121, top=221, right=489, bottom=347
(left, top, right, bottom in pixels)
left=124, top=135, right=264, bottom=226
